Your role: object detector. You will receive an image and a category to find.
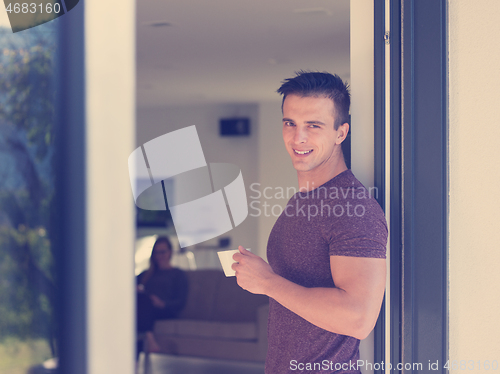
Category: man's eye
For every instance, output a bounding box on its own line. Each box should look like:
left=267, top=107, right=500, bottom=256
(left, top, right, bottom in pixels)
left=284, top=121, right=295, bottom=126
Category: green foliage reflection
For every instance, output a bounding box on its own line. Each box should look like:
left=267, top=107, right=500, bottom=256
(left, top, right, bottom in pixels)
left=0, top=26, right=57, bottom=360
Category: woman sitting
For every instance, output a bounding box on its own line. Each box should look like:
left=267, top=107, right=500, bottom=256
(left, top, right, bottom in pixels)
left=136, top=236, right=188, bottom=354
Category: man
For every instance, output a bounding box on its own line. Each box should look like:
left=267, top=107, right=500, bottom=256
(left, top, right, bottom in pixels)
left=233, top=71, right=387, bottom=373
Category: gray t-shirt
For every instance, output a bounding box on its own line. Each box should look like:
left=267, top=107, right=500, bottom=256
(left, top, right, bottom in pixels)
left=266, top=170, right=387, bottom=374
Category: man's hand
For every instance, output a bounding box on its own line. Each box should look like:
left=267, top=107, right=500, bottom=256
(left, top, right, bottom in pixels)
left=232, top=246, right=276, bottom=295
left=232, top=246, right=385, bottom=339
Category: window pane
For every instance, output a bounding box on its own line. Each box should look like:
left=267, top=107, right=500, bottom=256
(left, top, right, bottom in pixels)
left=0, top=22, right=59, bottom=374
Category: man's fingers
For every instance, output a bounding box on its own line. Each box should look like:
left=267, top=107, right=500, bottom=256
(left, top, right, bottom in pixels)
left=233, top=246, right=250, bottom=261
left=238, top=245, right=255, bottom=256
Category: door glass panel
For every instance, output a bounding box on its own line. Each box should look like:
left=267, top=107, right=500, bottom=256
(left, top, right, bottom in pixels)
left=134, top=0, right=358, bottom=371
left=0, top=21, right=59, bottom=374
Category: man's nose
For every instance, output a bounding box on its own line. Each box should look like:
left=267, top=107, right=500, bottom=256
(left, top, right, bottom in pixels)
left=293, top=127, right=307, bottom=143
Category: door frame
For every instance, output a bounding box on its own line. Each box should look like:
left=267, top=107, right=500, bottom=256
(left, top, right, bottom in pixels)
left=374, top=0, right=449, bottom=372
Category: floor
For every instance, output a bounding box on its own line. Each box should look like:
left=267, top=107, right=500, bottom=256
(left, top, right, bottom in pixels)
left=137, top=353, right=265, bottom=374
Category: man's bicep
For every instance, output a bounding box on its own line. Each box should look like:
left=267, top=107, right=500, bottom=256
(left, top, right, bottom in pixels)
left=330, top=255, right=386, bottom=314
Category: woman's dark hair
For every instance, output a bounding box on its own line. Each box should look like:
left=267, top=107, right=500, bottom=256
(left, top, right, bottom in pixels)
left=139, top=236, right=172, bottom=285
left=277, top=70, right=350, bottom=130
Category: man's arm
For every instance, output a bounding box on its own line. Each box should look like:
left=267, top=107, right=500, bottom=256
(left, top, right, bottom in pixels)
left=232, top=246, right=386, bottom=340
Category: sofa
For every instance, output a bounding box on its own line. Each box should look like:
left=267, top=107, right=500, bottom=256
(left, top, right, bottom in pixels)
left=153, top=269, right=269, bottom=362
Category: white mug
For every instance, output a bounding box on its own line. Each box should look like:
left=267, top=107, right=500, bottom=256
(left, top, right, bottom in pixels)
left=217, top=248, right=250, bottom=277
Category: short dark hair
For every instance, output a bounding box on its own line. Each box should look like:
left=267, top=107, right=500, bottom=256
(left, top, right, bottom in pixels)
left=277, top=71, right=350, bottom=129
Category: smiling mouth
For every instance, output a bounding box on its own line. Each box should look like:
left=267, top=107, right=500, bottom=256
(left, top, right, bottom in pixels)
left=294, top=149, right=313, bottom=155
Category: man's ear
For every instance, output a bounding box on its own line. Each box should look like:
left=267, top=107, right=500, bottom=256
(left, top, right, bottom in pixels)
left=336, top=123, right=350, bottom=144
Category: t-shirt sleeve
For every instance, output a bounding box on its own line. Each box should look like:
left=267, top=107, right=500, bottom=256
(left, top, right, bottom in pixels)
left=325, top=199, right=388, bottom=259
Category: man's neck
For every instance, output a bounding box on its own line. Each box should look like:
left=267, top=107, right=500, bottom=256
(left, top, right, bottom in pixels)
left=297, top=160, right=348, bottom=192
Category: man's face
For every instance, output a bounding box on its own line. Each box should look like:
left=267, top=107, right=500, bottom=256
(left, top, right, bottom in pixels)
left=282, top=94, right=345, bottom=175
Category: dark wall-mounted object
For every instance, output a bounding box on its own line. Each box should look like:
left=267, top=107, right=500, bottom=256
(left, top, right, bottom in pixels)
left=220, top=118, right=250, bottom=136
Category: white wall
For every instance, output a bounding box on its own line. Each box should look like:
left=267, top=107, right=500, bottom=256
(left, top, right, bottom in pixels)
left=256, top=101, right=298, bottom=259
left=85, top=0, right=135, bottom=373
left=136, top=104, right=259, bottom=254
left=350, top=1, right=375, bottom=371
left=350, top=0, right=375, bottom=189
left=448, top=0, right=500, bottom=369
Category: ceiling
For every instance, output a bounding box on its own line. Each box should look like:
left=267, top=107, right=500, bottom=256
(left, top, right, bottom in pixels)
left=136, top=0, right=350, bottom=108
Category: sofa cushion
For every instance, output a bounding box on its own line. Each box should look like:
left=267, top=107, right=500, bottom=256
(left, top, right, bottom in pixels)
left=178, top=270, right=268, bottom=322
left=178, top=270, right=221, bottom=321
left=155, top=319, right=257, bottom=341
left=154, top=336, right=265, bottom=362
left=211, top=275, right=268, bottom=322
